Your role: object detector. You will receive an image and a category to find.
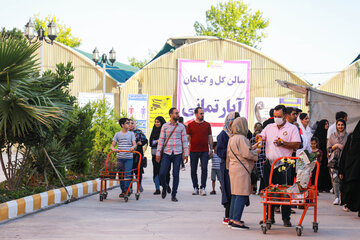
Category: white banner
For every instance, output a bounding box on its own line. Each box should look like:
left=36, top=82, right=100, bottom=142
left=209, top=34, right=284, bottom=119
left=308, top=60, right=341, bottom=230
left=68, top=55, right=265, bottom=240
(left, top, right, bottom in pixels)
left=78, top=92, right=114, bottom=109
left=177, top=59, right=251, bottom=137
left=254, top=97, right=302, bottom=125
left=127, top=94, right=148, bottom=133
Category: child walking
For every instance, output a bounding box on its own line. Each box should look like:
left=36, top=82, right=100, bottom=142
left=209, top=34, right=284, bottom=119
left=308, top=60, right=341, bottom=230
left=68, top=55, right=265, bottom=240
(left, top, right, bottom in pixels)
left=210, top=142, right=222, bottom=195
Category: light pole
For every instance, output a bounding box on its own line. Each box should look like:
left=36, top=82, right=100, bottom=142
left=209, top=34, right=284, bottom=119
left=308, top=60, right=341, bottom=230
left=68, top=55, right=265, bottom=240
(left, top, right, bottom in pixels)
left=24, top=18, right=57, bottom=76
left=92, top=47, right=116, bottom=98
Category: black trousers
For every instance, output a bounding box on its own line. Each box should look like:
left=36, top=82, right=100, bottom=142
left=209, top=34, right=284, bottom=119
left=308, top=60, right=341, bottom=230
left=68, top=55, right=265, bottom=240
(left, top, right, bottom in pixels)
left=263, top=161, right=291, bottom=221
left=151, top=154, right=170, bottom=185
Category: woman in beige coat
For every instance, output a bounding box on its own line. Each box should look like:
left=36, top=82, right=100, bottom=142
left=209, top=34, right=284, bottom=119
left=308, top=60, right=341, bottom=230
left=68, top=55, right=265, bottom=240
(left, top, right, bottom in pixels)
left=227, top=117, right=259, bottom=230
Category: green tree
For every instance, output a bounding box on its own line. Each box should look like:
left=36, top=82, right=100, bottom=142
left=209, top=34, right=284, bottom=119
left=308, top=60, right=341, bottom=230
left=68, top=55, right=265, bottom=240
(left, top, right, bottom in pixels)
left=90, top=99, right=123, bottom=172
left=33, top=14, right=81, bottom=48
left=128, top=49, right=158, bottom=69
left=0, top=36, right=72, bottom=189
left=194, top=0, right=269, bottom=49
left=0, top=27, right=24, bottom=40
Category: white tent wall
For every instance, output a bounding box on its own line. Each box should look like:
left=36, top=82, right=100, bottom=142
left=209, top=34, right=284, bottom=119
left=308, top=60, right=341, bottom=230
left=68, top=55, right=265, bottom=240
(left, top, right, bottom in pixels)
left=277, top=80, right=360, bottom=133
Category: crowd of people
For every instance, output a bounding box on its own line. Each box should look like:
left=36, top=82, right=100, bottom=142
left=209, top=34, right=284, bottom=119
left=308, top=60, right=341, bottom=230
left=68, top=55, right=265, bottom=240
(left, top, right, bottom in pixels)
left=110, top=105, right=360, bottom=230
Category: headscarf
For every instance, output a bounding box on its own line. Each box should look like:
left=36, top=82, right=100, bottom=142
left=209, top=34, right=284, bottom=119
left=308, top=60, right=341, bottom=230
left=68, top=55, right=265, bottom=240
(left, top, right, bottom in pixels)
left=223, top=112, right=239, bottom=136
left=150, top=116, right=166, bottom=141
left=231, top=117, right=248, bottom=137
left=296, top=113, right=312, bottom=155
left=333, top=119, right=348, bottom=143
left=254, top=122, right=263, bottom=136
left=313, top=119, right=328, bottom=149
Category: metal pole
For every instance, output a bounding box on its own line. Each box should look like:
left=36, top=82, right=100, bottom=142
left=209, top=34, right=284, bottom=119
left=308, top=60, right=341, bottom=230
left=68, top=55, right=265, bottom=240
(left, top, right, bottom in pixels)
left=40, top=40, right=43, bottom=76
left=103, top=60, right=106, bottom=99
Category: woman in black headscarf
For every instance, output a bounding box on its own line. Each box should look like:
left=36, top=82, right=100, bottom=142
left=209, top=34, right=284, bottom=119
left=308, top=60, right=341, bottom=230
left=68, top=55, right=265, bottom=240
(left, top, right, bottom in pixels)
left=313, top=119, right=332, bottom=192
left=149, top=116, right=167, bottom=195
left=339, top=120, right=360, bottom=217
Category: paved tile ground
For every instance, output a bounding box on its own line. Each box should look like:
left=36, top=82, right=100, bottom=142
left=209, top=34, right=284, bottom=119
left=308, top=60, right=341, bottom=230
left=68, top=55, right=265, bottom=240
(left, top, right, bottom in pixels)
left=1, top=162, right=359, bottom=239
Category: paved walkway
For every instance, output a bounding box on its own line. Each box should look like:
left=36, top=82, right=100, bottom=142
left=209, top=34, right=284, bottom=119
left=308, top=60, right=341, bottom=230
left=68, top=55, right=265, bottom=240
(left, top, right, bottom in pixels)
left=0, top=163, right=359, bottom=239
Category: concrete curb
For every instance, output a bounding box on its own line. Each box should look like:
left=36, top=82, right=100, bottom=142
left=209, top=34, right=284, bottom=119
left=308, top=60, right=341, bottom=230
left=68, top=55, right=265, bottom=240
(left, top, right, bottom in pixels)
left=0, top=178, right=119, bottom=223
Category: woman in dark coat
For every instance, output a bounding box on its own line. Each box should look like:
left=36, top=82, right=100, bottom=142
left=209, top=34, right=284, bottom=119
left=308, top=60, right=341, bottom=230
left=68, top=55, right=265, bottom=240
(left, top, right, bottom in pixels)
left=217, top=112, right=240, bottom=224
left=339, top=120, right=360, bottom=217
left=149, top=116, right=169, bottom=195
left=313, top=119, right=332, bottom=192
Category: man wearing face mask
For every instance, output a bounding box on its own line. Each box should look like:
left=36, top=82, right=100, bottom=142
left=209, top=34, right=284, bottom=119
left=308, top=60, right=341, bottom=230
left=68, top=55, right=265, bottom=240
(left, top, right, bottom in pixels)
left=257, top=105, right=301, bottom=227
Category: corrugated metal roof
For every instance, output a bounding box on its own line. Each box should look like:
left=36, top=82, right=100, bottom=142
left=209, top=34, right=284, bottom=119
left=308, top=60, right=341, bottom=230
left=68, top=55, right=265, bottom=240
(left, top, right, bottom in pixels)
left=73, top=48, right=138, bottom=83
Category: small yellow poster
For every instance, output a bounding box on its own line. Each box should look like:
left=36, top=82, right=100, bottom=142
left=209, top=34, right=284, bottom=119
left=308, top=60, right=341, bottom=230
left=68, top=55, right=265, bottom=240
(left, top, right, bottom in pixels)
left=148, top=96, right=172, bottom=128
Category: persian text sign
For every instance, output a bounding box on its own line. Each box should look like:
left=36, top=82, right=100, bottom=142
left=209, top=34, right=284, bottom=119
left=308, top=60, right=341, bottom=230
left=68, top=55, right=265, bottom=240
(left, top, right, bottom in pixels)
left=148, top=96, right=172, bottom=128
left=178, top=59, right=250, bottom=136
left=127, top=94, right=148, bottom=133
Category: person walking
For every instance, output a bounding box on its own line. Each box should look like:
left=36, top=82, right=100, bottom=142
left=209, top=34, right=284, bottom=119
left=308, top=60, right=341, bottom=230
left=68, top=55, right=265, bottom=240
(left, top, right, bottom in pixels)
left=187, top=107, right=213, bottom=196
left=156, top=108, right=188, bottom=202
left=129, top=119, right=148, bottom=192
left=227, top=117, right=259, bottom=230
left=339, top=120, right=360, bottom=217
left=217, top=112, right=240, bottom=224
left=327, top=119, right=348, bottom=205
left=296, top=113, right=312, bottom=156
left=313, top=119, right=332, bottom=192
left=110, top=118, right=137, bottom=197
left=258, top=104, right=301, bottom=227
left=210, top=142, right=221, bottom=195
left=250, top=123, right=266, bottom=193
left=149, top=116, right=170, bottom=195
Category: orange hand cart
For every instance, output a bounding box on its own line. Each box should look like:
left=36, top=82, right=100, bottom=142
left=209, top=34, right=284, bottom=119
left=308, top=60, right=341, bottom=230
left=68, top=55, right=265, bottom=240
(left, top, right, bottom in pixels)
left=260, top=156, right=320, bottom=236
left=99, top=150, right=142, bottom=202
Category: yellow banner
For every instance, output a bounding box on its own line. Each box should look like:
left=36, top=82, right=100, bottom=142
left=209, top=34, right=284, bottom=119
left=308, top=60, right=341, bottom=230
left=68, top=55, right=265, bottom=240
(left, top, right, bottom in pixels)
left=148, top=96, right=172, bottom=128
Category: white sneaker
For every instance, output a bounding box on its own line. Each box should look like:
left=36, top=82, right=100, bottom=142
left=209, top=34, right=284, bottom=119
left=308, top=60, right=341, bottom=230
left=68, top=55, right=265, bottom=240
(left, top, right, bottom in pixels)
left=192, top=188, right=199, bottom=195
left=333, top=198, right=339, bottom=205
left=200, top=188, right=207, bottom=196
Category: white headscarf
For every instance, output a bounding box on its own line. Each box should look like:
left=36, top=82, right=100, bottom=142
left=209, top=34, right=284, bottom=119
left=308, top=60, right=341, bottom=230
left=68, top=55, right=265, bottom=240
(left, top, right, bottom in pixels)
left=296, top=114, right=312, bottom=155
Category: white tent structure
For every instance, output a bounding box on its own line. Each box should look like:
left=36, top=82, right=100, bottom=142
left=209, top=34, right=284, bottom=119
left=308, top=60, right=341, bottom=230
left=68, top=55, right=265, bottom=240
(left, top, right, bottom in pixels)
left=277, top=80, right=360, bottom=132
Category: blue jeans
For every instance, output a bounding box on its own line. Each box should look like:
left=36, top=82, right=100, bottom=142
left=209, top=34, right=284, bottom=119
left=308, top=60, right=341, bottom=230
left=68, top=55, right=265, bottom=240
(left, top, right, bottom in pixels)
left=117, top=158, right=133, bottom=193
left=190, top=152, right=209, bottom=189
left=229, top=195, right=249, bottom=222
left=159, top=153, right=182, bottom=198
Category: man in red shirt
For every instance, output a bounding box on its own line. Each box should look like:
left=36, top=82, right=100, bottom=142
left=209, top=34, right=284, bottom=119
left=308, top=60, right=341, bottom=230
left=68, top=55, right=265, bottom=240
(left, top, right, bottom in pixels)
left=187, top=107, right=213, bottom=196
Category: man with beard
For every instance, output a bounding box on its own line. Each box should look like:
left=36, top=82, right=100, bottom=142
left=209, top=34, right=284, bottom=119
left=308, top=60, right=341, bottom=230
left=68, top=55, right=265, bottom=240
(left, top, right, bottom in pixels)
left=156, top=108, right=189, bottom=202
left=187, top=107, right=213, bottom=196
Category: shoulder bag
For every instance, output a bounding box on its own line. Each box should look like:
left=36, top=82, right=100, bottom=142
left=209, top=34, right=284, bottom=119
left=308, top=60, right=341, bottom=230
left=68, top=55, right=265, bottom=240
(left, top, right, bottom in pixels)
left=229, top=146, right=251, bottom=175
left=160, top=124, right=178, bottom=160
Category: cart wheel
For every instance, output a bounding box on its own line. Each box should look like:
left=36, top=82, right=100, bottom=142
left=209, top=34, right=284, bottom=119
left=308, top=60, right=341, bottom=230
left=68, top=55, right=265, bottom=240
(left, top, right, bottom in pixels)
left=296, top=226, right=303, bottom=236
left=312, top=222, right=319, bottom=232
left=124, top=196, right=129, bottom=202
left=261, top=225, right=267, bottom=234
left=266, top=222, right=272, bottom=230
left=103, top=192, right=108, bottom=199
left=135, top=193, right=140, bottom=200
left=99, top=195, right=103, bottom=201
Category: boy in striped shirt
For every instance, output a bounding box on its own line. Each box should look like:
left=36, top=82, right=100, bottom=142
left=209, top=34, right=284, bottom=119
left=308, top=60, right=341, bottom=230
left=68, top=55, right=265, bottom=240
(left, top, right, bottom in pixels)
left=210, top=142, right=221, bottom=195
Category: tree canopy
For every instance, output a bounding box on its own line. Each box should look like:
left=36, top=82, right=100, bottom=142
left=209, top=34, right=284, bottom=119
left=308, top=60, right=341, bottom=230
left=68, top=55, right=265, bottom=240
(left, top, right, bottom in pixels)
left=33, top=14, right=82, bottom=48
left=194, top=0, right=269, bottom=49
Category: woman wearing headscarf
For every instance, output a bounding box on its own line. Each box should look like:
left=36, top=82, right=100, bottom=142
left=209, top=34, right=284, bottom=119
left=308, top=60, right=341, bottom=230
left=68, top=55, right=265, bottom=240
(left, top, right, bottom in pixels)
left=129, top=119, right=148, bottom=192
left=250, top=123, right=266, bottom=193
left=339, top=120, right=360, bottom=217
left=296, top=113, right=312, bottom=156
left=313, top=119, right=332, bottom=192
left=149, top=116, right=168, bottom=195
left=327, top=119, right=348, bottom=205
left=217, top=112, right=240, bottom=225
left=227, top=117, right=259, bottom=230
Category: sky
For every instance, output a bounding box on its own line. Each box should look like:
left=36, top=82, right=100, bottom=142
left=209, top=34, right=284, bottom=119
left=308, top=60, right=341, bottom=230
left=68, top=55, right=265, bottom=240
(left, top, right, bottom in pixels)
left=1, top=0, right=359, bottom=86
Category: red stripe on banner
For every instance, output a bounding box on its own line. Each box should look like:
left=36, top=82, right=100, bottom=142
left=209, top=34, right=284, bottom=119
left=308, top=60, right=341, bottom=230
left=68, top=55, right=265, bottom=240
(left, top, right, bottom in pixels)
left=209, top=123, right=224, bottom=127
